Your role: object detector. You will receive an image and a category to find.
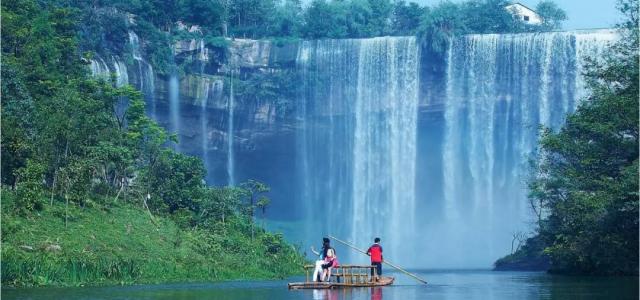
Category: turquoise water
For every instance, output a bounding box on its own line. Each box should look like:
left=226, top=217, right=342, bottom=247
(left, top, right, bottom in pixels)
left=3, top=270, right=638, bottom=299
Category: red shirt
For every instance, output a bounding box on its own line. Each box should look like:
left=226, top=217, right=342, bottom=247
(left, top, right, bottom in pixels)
left=367, top=244, right=383, bottom=263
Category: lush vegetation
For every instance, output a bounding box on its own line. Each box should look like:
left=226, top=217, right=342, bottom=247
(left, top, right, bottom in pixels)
left=495, top=0, right=639, bottom=275
left=2, top=191, right=304, bottom=287
left=2, top=0, right=304, bottom=287
left=46, top=0, right=568, bottom=73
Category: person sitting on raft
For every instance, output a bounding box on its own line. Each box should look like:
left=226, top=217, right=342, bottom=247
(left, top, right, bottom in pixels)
left=310, top=237, right=330, bottom=282
left=321, top=242, right=338, bottom=281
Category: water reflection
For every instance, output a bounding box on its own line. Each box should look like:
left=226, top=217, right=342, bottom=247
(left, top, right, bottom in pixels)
left=2, top=270, right=638, bottom=300
left=312, top=289, right=338, bottom=300
left=370, top=287, right=382, bottom=300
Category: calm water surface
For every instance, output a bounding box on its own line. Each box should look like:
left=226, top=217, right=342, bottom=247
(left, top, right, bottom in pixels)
left=3, top=270, right=638, bottom=300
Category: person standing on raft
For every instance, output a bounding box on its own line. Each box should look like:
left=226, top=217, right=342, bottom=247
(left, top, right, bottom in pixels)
left=366, top=237, right=383, bottom=281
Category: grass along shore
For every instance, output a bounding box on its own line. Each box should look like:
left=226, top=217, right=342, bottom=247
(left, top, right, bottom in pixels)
left=1, top=191, right=306, bottom=287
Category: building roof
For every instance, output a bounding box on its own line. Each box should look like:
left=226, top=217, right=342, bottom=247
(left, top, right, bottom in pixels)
left=505, top=2, right=539, bottom=15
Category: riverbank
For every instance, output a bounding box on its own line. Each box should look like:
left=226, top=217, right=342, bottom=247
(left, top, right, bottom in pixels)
left=1, top=192, right=305, bottom=287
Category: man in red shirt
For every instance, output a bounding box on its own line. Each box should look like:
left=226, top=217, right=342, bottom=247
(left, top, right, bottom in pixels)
left=366, top=237, right=383, bottom=281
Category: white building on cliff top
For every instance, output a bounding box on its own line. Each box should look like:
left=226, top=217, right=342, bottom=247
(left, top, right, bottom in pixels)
left=506, top=2, right=543, bottom=25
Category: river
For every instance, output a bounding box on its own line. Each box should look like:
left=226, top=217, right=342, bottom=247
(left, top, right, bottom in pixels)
left=3, top=269, right=637, bottom=299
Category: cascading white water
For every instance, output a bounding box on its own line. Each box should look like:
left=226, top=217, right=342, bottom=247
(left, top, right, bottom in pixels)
left=89, top=56, right=110, bottom=78
left=128, top=31, right=156, bottom=118
left=112, top=58, right=129, bottom=87
left=296, top=37, right=419, bottom=264
left=227, top=73, right=236, bottom=186
left=129, top=31, right=143, bottom=61
left=169, top=72, right=181, bottom=149
left=352, top=37, right=419, bottom=262
left=200, top=79, right=211, bottom=181
left=197, top=40, right=213, bottom=183
left=440, top=29, right=617, bottom=266
left=198, top=39, right=209, bottom=63
left=89, top=56, right=129, bottom=122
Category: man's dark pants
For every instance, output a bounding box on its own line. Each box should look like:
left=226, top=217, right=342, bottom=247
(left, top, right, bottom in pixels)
left=371, top=262, right=382, bottom=277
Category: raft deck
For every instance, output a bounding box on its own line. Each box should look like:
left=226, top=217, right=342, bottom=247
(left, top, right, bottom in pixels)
left=288, top=265, right=394, bottom=289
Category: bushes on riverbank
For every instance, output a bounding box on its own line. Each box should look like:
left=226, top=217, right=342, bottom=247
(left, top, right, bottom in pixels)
left=1, top=190, right=305, bottom=287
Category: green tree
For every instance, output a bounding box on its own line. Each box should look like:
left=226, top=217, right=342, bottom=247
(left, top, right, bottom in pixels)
left=418, top=1, right=466, bottom=55
left=525, top=0, right=638, bottom=275
left=256, top=196, right=271, bottom=229
left=269, top=0, right=304, bottom=37
left=391, top=1, right=425, bottom=35
left=239, top=180, right=270, bottom=240
left=535, top=1, right=568, bottom=30
left=182, top=0, right=225, bottom=33
left=228, top=0, right=278, bottom=38
left=303, top=0, right=348, bottom=39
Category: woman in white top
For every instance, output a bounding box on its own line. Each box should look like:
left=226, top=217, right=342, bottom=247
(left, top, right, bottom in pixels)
left=310, top=237, right=332, bottom=282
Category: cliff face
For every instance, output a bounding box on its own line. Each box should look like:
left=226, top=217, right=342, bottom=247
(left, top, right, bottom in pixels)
left=159, top=38, right=304, bottom=185
left=90, top=34, right=443, bottom=178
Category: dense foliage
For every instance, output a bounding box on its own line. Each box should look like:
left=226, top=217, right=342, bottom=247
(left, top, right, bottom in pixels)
left=497, top=0, right=639, bottom=275
left=2, top=191, right=304, bottom=287
left=33, top=0, right=568, bottom=76
left=1, top=0, right=305, bottom=286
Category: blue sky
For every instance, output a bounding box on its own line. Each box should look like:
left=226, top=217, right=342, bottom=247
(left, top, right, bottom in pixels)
left=411, top=0, right=621, bottom=30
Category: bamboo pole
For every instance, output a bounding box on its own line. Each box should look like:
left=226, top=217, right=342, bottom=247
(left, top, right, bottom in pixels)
left=328, top=235, right=428, bottom=285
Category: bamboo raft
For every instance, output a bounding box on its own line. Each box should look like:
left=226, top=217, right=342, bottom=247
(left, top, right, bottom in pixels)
left=288, top=265, right=394, bottom=289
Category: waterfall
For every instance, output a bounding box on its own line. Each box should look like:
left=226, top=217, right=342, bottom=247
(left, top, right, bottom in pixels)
left=128, top=31, right=156, bottom=118
left=129, top=31, right=142, bottom=60
left=441, top=29, right=617, bottom=266
left=169, top=72, right=181, bottom=149
left=295, top=42, right=313, bottom=237
left=89, top=56, right=110, bottom=78
left=198, top=39, right=209, bottom=64
left=352, top=37, right=419, bottom=261
left=112, top=58, right=129, bottom=87
left=227, top=73, right=236, bottom=186
left=200, top=79, right=211, bottom=182
left=296, top=37, right=419, bottom=264
left=197, top=41, right=213, bottom=183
